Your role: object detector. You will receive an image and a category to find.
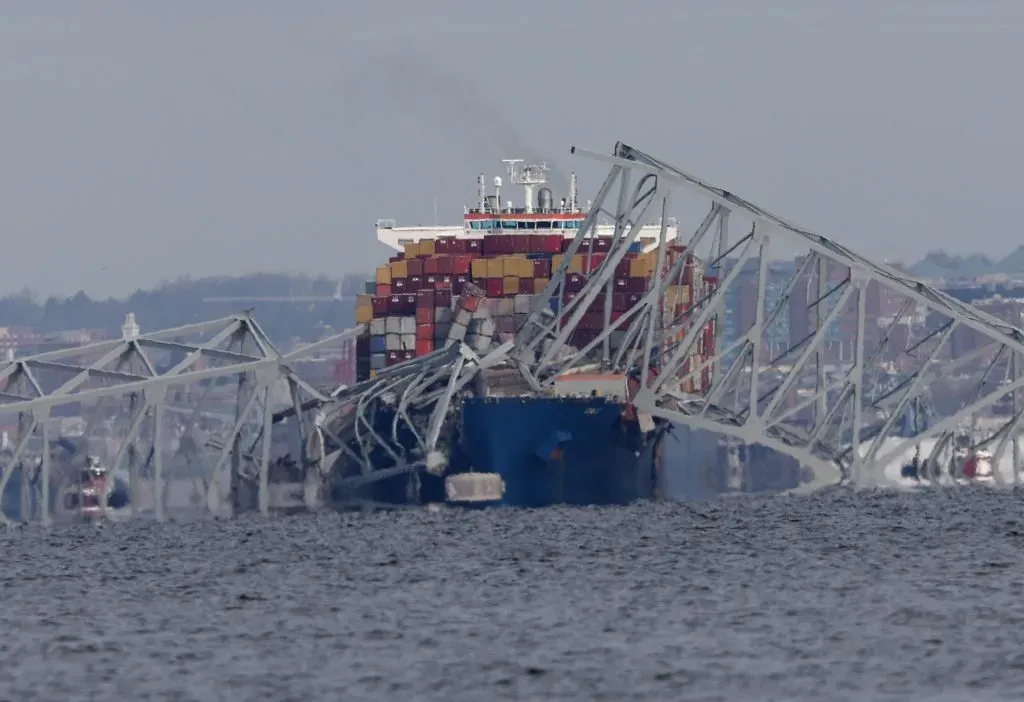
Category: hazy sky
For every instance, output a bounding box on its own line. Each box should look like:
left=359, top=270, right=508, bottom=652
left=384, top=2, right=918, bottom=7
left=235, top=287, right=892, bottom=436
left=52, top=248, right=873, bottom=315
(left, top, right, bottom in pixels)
left=1, top=1, right=1022, bottom=298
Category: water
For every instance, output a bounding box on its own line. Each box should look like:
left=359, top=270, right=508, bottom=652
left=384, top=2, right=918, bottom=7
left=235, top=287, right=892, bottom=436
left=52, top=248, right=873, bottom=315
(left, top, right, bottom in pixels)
left=3, top=488, right=1024, bottom=701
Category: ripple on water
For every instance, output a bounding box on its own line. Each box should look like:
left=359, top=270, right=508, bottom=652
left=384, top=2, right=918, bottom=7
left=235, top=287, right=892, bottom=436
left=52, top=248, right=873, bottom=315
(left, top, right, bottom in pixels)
left=2, top=488, right=1024, bottom=701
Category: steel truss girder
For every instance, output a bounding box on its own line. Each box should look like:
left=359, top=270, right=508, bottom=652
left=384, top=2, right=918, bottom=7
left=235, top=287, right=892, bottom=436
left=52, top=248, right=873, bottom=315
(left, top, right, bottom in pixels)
left=512, top=141, right=1024, bottom=487
left=299, top=341, right=513, bottom=496
left=0, top=313, right=362, bottom=523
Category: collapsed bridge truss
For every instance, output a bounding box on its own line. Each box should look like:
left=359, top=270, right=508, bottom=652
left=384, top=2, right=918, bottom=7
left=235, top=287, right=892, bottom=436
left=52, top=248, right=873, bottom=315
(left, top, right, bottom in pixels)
left=4, top=142, right=1023, bottom=525
left=0, top=313, right=359, bottom=524
left=317, top=143, right=1024, bottom=491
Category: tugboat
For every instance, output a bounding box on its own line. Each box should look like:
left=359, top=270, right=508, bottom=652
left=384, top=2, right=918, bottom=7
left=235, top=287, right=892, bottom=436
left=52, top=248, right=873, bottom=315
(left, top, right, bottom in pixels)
left=57, top=455, right=132, bottom=521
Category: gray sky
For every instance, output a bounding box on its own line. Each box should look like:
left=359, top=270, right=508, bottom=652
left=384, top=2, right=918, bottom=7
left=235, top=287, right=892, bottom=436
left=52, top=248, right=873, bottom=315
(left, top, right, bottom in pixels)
left=1, top=1, right=1022, bottom=298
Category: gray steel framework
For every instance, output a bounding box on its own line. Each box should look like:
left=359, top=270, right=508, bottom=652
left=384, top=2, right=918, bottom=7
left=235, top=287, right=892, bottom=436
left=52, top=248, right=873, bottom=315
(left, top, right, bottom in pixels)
left=5, top=142, right=1019, bottom=522
left=0, top=313, right=359, bottom=523
left=514, top=142, right=1024, bottom=487
left=299, top=143, right=1024, bottom=494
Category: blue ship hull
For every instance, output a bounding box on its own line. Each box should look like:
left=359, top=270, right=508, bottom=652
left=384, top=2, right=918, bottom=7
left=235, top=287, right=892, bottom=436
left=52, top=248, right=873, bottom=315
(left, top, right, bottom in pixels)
left=458, top=396, right=665, bottom=507
left=330, top=395, right=666, bottom=508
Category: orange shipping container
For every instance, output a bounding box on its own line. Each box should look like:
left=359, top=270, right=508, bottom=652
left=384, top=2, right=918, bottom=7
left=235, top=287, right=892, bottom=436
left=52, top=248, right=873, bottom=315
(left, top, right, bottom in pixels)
left=375, top=266, right=392, bottom=284
left=419, top=240, right=436, bottom=256
left=403, top=241, right=420, bottom=258
left=390, top=260, right=409, bottom=279
left=486, top=258, right=504, bottom=278
left=502, top=276, right=520, bottom=295
left=471, top=258, right=489, bottom=278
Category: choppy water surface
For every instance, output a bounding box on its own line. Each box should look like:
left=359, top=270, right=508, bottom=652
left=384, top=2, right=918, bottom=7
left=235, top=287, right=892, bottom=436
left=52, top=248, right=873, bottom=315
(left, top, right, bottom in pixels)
left=3, top=488, right=1024, bottom=701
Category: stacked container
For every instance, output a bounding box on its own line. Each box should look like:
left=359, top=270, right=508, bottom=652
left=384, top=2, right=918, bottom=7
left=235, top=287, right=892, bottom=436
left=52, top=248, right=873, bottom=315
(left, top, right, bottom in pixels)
left=355, top=234, right=717, bottom=387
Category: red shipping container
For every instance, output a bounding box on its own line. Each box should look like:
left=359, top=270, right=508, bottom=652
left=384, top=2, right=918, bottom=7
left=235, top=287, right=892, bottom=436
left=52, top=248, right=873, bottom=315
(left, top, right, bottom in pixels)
left=565, top=273, right=587, bottom=293
left=408, top=275, right=423, bottom=291
left=583, top=253, right=606, bottom=273
left=439, top=275, right=453, bottom=289
left=424, top=274, right=438, bottom=288
left=615, top=259, right=632, bottom=279
left=407, top=258, right=424, bottom=276
left=626, top=277, right=647, bottom=293
left=485, top=278, right=504, bottom=297
left=453, top=275, right=468, bottom=293
left=543, top=234, right=563, bottom=253
left=423, top=257, right=439, bottom=275
left=499, top=235, right=517, bottom=254
left=519, top=278, right=534, bottom=294
left=375, top=283, right=391, bottom=297
left=416, top=338, right=434, bottom=356
left=417, top=289, right=436, bottom=308
left=701, top=367, right=712, bottom=394
left=560, top=237, right=573, bottom=253
left=453, top=255, right=473, bottom=275
left=466, top=238, right=483, bottom=254
left=461, top=294, right=480, bottom=313
left=613, top=278, right=628, bottom=292
left=579, top=312, right=604, bottom=330
left=436, top=238, right=451, bottom=254
left=437, top=256, right=454, bottom=275
left=448, top=239, right=468, bottom=254
left=594, top=237, right=612, bottom=253
left=386, top=350, right=402, bottom=366
left=533, top=258, right=552, bottom=278
left=371, top=297, right=390, bottom=316
left=612, top=293, right=628, bottom=312
left=416, top=308, right=434, bottom=325
left=416, top=323, right=434, bottom=340
left=392, top=278, right=407, bottom=292
left=626, top=293, right=643, bottom=309
left=435, top=289, right=453, bottom=307
left=512, top=235, right=531, bottom=254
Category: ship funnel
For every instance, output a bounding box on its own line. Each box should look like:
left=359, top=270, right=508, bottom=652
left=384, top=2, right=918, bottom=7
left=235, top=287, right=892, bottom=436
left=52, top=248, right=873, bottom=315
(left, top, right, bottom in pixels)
left=537, top=187, right=554, bottom=213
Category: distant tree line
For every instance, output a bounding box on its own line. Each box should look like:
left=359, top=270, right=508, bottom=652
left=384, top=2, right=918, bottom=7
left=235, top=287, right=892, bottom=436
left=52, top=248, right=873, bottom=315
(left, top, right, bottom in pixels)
left=0, top=273, right=370, bottom=344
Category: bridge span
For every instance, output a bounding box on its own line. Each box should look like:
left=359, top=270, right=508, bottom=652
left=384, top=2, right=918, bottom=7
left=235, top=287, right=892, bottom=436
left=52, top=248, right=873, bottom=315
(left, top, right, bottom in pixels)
left=2, top=142, right=1021, bottom=523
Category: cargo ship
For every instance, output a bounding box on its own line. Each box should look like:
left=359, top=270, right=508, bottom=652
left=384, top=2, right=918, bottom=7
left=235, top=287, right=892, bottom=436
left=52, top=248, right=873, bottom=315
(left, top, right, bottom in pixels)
left=342, top=159, right=720, bottom=508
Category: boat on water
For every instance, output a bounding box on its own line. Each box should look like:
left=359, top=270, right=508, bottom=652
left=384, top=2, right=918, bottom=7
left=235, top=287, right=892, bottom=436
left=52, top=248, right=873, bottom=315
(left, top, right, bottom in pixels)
left=0, top=433, right=132, bottom=522
left=342, top=159, right=715, bottom=508
left=898, top=426, right=997, bottom=487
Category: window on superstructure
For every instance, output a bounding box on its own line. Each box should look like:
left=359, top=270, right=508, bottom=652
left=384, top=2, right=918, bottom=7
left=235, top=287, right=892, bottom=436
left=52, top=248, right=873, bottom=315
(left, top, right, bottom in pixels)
left=502, top=221, right=516, bottom=229
left=538, top=221, right=551, bottom=230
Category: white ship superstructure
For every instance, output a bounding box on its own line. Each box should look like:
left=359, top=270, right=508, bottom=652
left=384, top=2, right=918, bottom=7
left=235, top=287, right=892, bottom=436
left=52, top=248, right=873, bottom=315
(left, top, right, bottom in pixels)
left=376, top=160, right=681, bottom=253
